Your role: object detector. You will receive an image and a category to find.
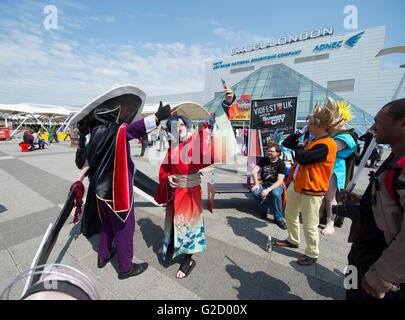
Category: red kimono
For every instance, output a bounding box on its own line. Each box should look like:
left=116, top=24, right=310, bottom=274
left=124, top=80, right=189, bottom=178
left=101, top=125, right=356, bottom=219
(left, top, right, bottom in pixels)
left=154, top=122, right=227, bottom=261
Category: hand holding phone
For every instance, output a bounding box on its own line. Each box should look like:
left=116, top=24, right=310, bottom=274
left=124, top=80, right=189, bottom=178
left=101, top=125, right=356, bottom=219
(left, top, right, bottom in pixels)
left=221, top=78, right=235, bottom=106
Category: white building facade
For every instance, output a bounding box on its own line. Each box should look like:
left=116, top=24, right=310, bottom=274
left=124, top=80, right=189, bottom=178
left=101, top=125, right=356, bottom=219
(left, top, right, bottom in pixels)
left=147, top=26, right=405, bottom=116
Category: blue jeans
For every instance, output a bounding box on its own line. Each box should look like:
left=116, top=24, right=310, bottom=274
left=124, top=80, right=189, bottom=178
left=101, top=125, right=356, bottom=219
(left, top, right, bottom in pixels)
left=252, top=183, right=285, bottom=221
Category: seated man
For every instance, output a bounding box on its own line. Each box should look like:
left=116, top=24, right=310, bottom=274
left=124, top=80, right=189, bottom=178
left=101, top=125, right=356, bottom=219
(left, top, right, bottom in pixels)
left=23, top=131, right=35, bottom=150
left=250, top=142, right=287, bottom=230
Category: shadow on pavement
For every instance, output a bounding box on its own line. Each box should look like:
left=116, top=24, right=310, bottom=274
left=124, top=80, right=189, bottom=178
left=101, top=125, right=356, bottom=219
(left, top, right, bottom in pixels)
left=55, top=222, right=85, bottom=263
left=225, top=255, right=302, bottom=300
left=137, top=217, right=164, bottom=256
left=0, top=204, right=7, bottom=214
left=289, top=261, right=345, bottom=300
left=226, top=216, right=268, bottom=251
left=137, top=217, right=184, bottom=269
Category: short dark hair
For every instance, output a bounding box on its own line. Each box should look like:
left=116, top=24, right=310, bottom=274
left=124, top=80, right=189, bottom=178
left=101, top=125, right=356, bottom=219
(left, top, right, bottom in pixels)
left=166, top=115, right=191, bottom=133
left=383, top=98, right=405, bottom=122
left=267, top=142, right=281, bottom=154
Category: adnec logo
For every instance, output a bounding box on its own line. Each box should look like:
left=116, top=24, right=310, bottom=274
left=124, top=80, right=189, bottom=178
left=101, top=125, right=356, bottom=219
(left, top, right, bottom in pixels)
left=313, top=31, right=364, bottom=52
left=345, top=31, right=365, bottom=47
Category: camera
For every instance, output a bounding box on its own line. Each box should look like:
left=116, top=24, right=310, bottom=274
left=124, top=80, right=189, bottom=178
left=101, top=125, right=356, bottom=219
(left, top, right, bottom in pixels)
left=332, top=203, right=361, bottom=222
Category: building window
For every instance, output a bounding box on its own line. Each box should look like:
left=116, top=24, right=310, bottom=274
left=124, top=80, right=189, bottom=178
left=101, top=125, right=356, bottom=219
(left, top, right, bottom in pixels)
left=230, top=66, right=255, bottom=74
left=327, top=79, right=355, bottom=92
left=294, top=53, right=329, bottom=64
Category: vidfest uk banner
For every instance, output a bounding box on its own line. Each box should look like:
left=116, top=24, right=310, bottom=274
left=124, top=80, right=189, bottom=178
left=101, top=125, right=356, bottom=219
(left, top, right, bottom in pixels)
left=248, top=97, right=297, bottom=157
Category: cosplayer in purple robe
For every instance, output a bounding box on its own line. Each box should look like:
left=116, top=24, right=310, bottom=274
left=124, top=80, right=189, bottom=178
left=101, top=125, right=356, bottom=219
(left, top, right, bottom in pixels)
left=71, top=86, right=171, bottom=280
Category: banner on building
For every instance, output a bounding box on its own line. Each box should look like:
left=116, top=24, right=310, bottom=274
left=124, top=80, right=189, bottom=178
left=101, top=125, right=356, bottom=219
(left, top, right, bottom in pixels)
left=228, top=95, right=251, bottom=121
left=248, top=97, right=297, bottom=157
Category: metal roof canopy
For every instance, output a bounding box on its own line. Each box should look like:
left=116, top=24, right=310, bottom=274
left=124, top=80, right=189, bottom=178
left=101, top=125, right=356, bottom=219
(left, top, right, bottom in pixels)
left=0, top=103, right=74, bottom=139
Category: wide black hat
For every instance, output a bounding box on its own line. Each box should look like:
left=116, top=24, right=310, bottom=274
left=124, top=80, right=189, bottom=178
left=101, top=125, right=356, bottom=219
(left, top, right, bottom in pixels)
left=67, top=84, right=146, bottom=128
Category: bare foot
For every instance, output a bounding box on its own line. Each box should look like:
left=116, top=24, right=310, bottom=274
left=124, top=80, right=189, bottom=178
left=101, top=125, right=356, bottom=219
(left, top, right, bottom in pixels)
left=321, top=221, right=335, bottom=236
left=176, top=261, right=194, bottom=279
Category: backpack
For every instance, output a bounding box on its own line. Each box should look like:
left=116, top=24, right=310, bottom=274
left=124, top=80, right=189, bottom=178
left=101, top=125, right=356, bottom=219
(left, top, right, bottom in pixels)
left=329, top=128, right=359, bottom=187
left=348, top=153, right=405, bottom=243
left=384, top=154, right=405, bottom=213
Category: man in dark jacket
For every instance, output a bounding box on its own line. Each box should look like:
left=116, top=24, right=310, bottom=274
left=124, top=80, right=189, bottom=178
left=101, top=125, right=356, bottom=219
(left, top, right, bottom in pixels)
left=338, top=98, right=405, bottom=300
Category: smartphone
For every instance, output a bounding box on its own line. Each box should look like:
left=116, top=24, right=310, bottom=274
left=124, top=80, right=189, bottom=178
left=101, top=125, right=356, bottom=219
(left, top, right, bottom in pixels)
left=221, top=78, right=227, bottom=89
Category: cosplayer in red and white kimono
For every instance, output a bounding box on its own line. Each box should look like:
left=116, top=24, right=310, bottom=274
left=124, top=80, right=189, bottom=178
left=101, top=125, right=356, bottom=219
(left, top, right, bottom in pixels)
left=154, top=87, right=236, bottom=279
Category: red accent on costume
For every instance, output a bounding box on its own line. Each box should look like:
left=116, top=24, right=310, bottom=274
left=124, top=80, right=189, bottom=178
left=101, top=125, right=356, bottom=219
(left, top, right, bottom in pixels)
left=113, top=124, right=130, bottom=212
left=385, top=156, right=405, bottom=202
left=69, top=181, right=85, bottom=224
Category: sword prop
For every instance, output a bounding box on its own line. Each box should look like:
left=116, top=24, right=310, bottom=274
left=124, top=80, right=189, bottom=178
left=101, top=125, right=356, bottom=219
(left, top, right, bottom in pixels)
left=23, top=179, right=82, bottom=293
left=133, top=169, right=161, bottom=206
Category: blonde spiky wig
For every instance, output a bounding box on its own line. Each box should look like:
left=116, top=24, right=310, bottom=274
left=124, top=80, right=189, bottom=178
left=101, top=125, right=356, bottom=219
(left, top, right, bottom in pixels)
left=337, top=100, right=353, bottom=122
left=306, top=97, right=344, bottom=132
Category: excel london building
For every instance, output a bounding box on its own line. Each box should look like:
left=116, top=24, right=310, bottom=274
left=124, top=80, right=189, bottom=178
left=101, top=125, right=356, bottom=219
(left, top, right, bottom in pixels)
left=147, top=26, right=405, bottom=134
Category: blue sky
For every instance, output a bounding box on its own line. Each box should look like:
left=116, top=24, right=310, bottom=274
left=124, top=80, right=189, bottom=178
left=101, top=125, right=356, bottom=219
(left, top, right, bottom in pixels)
left=0, top=0, right=404, bottom=106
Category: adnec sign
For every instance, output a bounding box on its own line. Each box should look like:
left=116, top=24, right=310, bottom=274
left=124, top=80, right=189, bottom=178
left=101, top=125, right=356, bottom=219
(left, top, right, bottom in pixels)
left=313, top=31, right=365, bottom=52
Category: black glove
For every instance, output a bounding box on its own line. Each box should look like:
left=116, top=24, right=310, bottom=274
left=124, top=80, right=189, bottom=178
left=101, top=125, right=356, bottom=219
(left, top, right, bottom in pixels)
left=155, top=101, right=171, bottom=123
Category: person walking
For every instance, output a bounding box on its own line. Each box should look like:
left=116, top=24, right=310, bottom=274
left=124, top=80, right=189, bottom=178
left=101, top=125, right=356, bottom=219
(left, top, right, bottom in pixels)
left=159, top=126, right=167, bottom=151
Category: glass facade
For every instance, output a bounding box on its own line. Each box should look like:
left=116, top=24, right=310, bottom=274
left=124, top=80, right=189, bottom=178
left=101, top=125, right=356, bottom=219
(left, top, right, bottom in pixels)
left=204, top=63, right=375, bottom=136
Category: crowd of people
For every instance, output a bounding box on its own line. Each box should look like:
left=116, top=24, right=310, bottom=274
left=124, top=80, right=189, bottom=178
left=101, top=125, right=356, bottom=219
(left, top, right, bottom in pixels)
left=22, top=129, right=49, bottom=150
left=20, top=125, right=61, bottom=151
left=249, top=97, right=404, bottom=299
left=59, top=81, right=404, bottom=301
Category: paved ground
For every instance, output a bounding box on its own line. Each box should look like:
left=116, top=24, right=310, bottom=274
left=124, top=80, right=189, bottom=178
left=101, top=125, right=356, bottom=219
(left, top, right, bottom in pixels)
left=0, top=138, right=380, bottom=300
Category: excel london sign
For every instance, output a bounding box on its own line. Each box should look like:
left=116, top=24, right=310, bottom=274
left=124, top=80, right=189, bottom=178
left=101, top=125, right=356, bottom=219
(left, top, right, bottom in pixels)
left=231, top=26, right=334, bottom=56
